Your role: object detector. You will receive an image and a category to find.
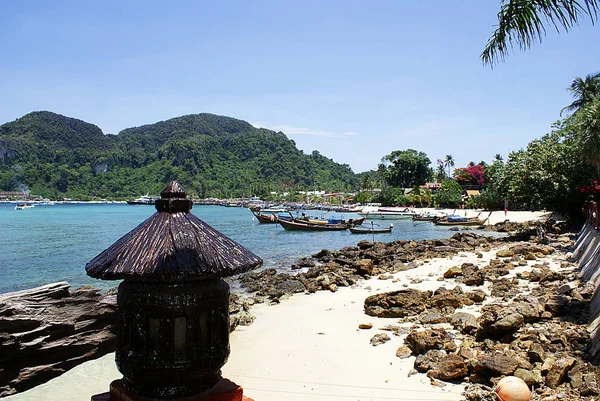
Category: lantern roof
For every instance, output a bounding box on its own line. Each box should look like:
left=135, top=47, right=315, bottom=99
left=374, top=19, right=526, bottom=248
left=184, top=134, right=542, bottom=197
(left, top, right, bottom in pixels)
left=86, top=181, right=263, bottom=281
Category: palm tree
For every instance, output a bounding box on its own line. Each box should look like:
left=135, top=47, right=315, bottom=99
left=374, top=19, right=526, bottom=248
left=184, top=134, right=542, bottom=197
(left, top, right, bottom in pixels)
left=436, top=164, right=446, bottom=182
left=482, top=0, right=599, bottom=65
left=360, top=174, right=373, bottom=191
left=561, top=72, right=600, bottom=116
left=444, top=154, right=455, bottom=178
left=576, top=100, right=600, bottom=179
left=494, top=154, right=504, bottom=163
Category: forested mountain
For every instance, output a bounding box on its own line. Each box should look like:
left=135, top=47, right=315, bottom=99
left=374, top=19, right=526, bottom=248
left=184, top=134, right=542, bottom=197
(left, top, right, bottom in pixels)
left=0, top=111, right=357, bottom=199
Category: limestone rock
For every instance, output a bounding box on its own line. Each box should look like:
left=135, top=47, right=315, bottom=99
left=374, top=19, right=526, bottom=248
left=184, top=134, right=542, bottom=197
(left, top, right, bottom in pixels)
left=414, top=349, right=447, bottom=372
left=428, top=354, right=468, bottom=381
left=451, top=312, right=479, bottom=334
left=545, top=357, right=575, bottom=388
left=419, top=310, right=447, bottom=325
left=352, top=259, right=374, bottom=276
left=528, top=342, right=545, bottom=363
left=370, top=333, right=391, bottom=346
left=364, top=289, right=430, bottom=318
left=475, top=352, right=519, bottom=376
left=444, top=266, right=462, bottom=279
left=496, top=249, right=515, bottom=258
left=405, top=329, right=452, bottom=355
left=396, top=345, right=412, bottom=359
left=0, top=283, right=117, bottom=395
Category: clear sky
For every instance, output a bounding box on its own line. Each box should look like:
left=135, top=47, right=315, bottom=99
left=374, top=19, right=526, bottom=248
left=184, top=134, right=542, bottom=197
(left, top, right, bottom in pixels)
left=1, top=1, right=599, bottom=173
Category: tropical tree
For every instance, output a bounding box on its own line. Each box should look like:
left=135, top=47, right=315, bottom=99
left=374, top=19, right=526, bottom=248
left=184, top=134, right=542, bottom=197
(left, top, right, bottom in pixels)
left=500, top=123, right=594, bottom=214
left=494, top=153, right=504, bottom=163
left=436, top=163, right=446, bottom=182
left=574, top=100, right=600, bottom=178
left=354, top=191, right=373, bottom=204
left=561, top=72, right=600, bottom=116
left=379, top=149, right=431, bottom=188
left=408, top=185, right=432, bottom=207
left=444, top=154, right=455, bottom=178
left=482, top=0, right=599, bottom=65
left=434, top=180, right=463, bottom=207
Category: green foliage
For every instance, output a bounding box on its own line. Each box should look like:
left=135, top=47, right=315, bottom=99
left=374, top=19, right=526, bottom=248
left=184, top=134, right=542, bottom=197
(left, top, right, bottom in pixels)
left=573, top=99, right=600, bottom=177
left=353, top=191, right=373, bottom=204
left=499, top=123, right=594, bottom=214
left=483, top=0, right=599, bottom=65
left=0, top=112, right=358, bottom=199
left=375, top=188, right=407, bottom=207
left=434, top=180, right=463, bottom=207
left=379, top=149, right=431, bottom=188
left=357, top=170, right=381, bottom=190
left=407, top=186, right=432, bottom=207
left=561, top=73, right=600, bottom=116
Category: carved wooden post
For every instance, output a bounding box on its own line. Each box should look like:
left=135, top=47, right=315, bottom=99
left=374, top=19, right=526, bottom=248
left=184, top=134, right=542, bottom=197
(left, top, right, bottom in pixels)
left=87, top=182, right=262, bottom=400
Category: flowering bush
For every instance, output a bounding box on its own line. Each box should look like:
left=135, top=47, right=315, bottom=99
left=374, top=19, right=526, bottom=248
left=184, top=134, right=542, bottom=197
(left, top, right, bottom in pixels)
left=467, top=164, right=485, bottom=186
left=452, top=164, right=485, bottom=186
left=578, top=180, right=600, bottom=193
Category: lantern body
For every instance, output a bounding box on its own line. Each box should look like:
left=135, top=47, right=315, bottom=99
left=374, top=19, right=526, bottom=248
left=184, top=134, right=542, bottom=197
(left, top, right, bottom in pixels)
left=116, top=279, right=230, bottom=399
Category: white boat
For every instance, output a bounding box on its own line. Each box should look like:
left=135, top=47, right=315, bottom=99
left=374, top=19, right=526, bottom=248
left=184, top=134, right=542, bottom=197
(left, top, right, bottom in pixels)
left=127, top=194, right=158, bottom=205
left=15, top=203, right=34, bottom=210
left=357, top=207, right=417, bottom=219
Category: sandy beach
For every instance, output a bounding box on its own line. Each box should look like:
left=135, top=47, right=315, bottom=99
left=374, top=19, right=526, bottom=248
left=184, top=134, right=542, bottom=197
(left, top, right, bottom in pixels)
left=4, top=211, right=563, bottom=401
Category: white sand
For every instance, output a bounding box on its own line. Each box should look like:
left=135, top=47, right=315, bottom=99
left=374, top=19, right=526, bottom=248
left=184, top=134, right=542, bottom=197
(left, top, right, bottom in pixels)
left=361, top=206, right=552, bottom=226
left=6, top=211, right=554, bottom=401
left=410, top=207, right=552, bottom=226
left=6, top=252, right=499, bottom=401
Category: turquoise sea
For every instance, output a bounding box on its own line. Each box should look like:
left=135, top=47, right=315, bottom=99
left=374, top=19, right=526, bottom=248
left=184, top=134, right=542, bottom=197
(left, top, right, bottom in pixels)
left=1, top=204, right=463, bottom=293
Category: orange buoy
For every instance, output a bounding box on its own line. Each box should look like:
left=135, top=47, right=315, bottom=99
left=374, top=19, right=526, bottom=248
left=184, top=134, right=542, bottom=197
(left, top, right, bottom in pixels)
left=494, top=376, right=530, bottom=401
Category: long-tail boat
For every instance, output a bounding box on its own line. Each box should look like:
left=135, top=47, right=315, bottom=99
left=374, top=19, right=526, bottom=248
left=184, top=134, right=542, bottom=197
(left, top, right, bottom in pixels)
left=432, top=214, right=487, bottom=226
left=277, top=218, right=349, bottom=231
left=349, top=222, right=393, bottom=234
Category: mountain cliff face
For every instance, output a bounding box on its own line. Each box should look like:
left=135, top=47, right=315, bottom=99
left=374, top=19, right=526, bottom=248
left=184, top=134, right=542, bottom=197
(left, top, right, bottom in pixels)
left=0, top=111, right=357, bottom=199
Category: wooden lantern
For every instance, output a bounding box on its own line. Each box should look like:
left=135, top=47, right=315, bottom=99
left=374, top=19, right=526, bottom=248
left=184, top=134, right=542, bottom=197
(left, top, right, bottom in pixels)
left=86, top=182, right=262, bottom=399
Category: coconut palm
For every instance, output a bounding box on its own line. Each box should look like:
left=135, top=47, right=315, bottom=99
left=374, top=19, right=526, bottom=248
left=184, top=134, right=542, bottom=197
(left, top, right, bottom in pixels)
left=482, top=0, right=599, bottom=65
left=444, top=154, right=455, bottom=178
left=575, top=100, right=600, bottom=179
left=561, top=72, right=600, bottom=116
left=436, top=164, right=446, bottom=182
left=494, top=154, right=504, bottom=163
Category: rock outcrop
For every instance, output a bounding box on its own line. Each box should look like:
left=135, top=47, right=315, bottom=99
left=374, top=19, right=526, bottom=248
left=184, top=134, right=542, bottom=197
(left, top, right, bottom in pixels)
left=0, top=282, right=117, bottom=397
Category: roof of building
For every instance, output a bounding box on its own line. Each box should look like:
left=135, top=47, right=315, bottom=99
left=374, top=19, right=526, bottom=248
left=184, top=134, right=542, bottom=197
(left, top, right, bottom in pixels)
left=86, top=181, right=263, bottom=281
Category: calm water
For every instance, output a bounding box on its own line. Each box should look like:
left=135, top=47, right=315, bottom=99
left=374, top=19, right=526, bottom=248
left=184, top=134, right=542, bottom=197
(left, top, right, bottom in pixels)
left=0, top=204, right=464, bottom=293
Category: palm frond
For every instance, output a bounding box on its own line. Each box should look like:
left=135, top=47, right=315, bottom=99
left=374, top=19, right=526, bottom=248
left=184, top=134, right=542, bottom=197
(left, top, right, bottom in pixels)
left=482, top=0, right=599, bottom=66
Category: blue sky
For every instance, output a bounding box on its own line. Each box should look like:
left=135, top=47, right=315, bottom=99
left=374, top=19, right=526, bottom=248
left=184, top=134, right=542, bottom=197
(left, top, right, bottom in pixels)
left=1, top=1, right=599, bottom=173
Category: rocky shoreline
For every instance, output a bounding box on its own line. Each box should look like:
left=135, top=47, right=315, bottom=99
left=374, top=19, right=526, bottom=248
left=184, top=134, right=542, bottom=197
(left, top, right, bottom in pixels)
left=2, top=220, right=598, bottom=400
left=233, top=222, right=599, bottom=400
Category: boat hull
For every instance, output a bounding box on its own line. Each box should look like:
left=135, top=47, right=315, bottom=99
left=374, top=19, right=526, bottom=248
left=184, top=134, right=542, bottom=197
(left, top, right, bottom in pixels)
left=433, top=219, right=485, bottom=226
left=358, top=212, right=415, bottom=219
left=277, top=219, right=348, bottom=231
left=349, top=226, right=392, bottom=234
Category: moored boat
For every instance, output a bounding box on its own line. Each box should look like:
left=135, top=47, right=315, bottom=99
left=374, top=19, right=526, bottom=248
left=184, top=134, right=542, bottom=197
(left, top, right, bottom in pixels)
left=277, top=218, right=349, bottom=231
left=14, top=203, right=34, bottom=210
left=349, top=223, right=393, bottom=234
left=127, top=194, right=159, bottom=205
left=358, top=207, right=417, bottom=219
left=433, top=214, right=486, bottom=226
left=250, top=208, right=292, bottom=224
left=412, top=212, right=444, bottom=221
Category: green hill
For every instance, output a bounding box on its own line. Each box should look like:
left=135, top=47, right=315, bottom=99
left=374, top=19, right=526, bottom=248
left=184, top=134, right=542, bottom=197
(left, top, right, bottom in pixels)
left=0, top=111, right=357, bottom=199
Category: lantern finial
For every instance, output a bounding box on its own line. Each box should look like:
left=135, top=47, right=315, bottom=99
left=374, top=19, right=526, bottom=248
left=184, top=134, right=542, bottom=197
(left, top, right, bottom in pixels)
left=155, top=181, right=192, bottom=213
